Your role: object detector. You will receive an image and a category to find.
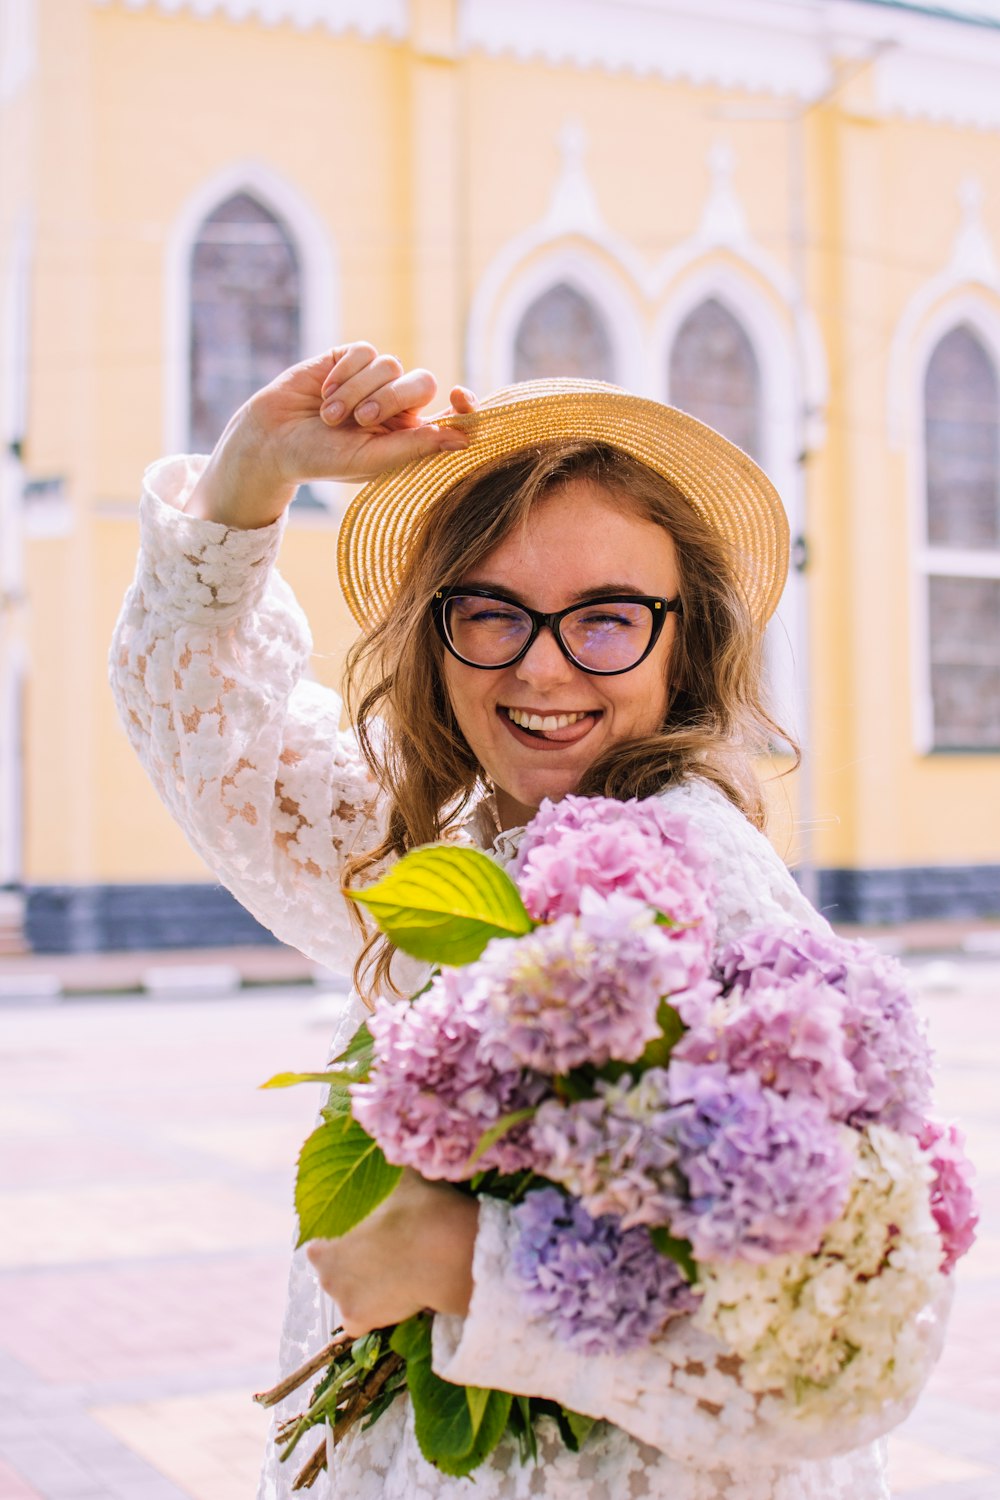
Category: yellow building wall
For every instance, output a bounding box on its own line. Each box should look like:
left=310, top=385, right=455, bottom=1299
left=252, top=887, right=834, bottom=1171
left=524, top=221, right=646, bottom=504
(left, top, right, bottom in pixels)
left=12, top=0, right=1000, bottom=899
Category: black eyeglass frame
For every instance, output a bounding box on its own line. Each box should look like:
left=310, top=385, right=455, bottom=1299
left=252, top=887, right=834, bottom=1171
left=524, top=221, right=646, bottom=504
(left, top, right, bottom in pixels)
left=431, top=586, right=683, bottom=677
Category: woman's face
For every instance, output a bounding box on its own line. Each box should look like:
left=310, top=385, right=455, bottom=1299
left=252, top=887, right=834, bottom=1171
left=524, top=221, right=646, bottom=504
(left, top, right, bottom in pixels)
left=441, top=478, right=681, bottom=830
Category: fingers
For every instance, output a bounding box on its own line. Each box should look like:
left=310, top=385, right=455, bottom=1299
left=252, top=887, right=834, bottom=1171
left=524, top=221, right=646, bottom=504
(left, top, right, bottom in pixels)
left=353, top=421, right=470, bottom=476
left=320, top=342, right=438, bottom=431
left=448, top=385, right=479, bottom=416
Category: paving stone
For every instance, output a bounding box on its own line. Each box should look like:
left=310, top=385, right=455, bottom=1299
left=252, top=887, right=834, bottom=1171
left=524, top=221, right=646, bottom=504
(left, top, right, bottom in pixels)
left=0, top=980, right=996, bottom=1500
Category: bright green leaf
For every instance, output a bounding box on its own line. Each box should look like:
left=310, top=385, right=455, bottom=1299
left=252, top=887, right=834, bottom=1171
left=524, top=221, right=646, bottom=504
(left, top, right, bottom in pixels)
left=390, top=1316, right=473, bottom=1465
left=295, top=1114, right=401, bottom=1244
left=390, top=1315, right=510, bottom=1477
left=261, top=1069, right=350, bottom=1090
left=346, top=846, right=533, bottom=965
left=262, top=1023, right=374, bottom=1094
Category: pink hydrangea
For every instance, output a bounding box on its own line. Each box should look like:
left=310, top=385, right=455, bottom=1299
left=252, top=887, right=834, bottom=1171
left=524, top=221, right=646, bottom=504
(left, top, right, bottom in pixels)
left=918, top=1119, right=979, bottom=1274
left=350, top=969, right=546, bottom=1181
left=717, top=926, right=934, bottom=1134
left=673, top=973, right=866, bottom=1120
left=472, top=889, right=719, bottom=1076
left=512, top=794, right=717, bottom=951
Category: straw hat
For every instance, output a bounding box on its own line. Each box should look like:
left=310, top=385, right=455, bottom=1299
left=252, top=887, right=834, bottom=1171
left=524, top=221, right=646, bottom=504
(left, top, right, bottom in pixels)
left=337, top=378, right=789, bottom=631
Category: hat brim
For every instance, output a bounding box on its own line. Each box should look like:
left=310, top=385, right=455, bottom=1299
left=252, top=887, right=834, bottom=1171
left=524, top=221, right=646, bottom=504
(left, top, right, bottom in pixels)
left=337, top=380, right=789, bottom=631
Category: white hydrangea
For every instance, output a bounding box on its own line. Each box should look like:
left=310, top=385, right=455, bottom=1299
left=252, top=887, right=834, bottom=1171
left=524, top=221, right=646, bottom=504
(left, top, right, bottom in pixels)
left=694, top=1125, right=946, bottom=1434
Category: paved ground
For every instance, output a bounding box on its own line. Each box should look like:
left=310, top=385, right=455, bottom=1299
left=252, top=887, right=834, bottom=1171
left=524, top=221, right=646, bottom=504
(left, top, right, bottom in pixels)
left=0, top=960, right=997, bottom=1500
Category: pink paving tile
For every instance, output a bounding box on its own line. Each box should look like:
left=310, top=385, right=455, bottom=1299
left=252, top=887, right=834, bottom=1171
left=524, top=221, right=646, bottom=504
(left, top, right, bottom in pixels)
left=0, top=1253, right=292, bottom=1383
left=0, top=1135, right=183, bottom=1189
left=0, top=1457, right=45, bottom=1499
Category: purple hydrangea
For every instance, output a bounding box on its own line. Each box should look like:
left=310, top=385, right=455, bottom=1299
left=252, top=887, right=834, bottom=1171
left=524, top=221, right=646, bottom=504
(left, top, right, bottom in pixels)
left=662, top=1060, right=853, bottom=1262
left=350, top=969, right=546, bottom=1181
left=716, top=926, right=933, bottom=1134
left=471, top=889, right=719, bottom=1076
left=513, top=794, right=717, bottom=952
left=673, top=974, right=865, bottom=1120
left=918, top=1119, right=979, bottom=1275
left=511, top=1187, right=698, bottom=1355
left=717, top=925, right=854, bottom=992
left=531, top=1069, right=682, bottom=1229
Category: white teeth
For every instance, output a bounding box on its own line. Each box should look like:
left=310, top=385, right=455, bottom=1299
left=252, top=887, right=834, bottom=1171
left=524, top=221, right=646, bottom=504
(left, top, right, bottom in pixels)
left=506, top=708, right=588, bottom=731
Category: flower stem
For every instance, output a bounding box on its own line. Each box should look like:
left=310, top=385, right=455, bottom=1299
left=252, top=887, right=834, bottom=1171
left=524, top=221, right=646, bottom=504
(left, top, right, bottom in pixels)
left=254, top=1328, right=355, bottom=1408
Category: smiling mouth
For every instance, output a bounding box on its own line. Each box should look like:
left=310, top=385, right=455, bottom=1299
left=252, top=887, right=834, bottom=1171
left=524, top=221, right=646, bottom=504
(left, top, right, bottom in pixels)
left=500, top=706, right=601, bottom=744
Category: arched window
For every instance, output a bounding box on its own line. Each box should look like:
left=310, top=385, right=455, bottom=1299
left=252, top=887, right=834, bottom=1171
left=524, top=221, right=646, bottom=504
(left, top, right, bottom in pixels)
left=513, top=283, right=614, bottom=383
left=923, top=324, right=1000, bottom=749
left=668, top=297, right=761, bottom=459
left=189, top=192, right=301, bottom=452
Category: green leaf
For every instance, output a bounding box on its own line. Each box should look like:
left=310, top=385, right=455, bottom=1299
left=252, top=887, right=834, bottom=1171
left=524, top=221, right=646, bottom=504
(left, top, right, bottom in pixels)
left=468, top=1107, right=537, bottom=1167
left=328, top=1020, right=376, bottom=1080
left=390, top=1315, right=510, bottom=1477
left=262, top=1022, right=374, bottom=1095
left=465, top=1388, right=512, bottom=1469
left=561, top=1408, right=596, bottom=1450
left=649, top=1225, right=699, bottom=1285
left=510, top=1394, right=537, bottom=1463
left=261, top=1069, right=351, bottom=1090
left=346, top=845, right=533, bottom=965
left=635, top=998, right=686, bottom=1072
left=295, top=1113, right=401, bottom=1244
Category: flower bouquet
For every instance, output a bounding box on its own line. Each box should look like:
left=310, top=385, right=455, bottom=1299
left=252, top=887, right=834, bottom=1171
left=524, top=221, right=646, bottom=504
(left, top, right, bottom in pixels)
left=258, top=796, right=977, bottom=1488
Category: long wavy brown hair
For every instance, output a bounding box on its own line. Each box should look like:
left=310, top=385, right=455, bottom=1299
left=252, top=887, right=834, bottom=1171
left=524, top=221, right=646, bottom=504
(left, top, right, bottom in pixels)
left=343, top=440, right=796, bottom=1000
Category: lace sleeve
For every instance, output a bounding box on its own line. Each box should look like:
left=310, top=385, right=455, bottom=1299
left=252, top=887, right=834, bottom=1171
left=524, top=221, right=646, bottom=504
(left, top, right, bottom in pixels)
left=108, top=455, right=382, bottom=974
left=663, top=778, right=829, bottom=945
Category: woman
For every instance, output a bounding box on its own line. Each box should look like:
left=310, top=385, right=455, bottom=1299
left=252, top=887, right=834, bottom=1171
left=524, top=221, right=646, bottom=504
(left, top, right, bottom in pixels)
left=110, top=344, right=887, bottom=1498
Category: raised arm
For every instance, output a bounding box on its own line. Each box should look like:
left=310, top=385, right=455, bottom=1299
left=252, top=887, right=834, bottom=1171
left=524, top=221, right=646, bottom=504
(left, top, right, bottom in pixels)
left=109, top=346, right=472, bottom=971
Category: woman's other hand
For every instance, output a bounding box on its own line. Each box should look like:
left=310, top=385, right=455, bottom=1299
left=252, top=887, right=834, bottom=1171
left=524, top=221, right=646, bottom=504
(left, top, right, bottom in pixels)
left=305, top=1169, right=479, bottom=1338
left=185, top=344, right=475, bottom=529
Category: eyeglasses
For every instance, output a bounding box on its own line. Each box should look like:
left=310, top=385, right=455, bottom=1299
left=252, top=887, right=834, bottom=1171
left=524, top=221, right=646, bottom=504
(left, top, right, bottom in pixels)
left=431, top=587, right=682, bottom=676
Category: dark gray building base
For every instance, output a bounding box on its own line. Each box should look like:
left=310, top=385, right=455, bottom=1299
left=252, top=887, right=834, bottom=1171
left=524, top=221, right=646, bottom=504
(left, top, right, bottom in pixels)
left=24, top=883, right=281, bottom=954
left=18, top=866, right=1000, bottom=953
left=814, top=864, right=1000, bottom=926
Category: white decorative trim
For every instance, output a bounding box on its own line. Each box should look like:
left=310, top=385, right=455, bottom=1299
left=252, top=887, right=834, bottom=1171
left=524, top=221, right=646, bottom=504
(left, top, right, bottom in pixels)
left=915, top=547, right=1000, bottom=580
left=866, top=8, right=1000, bottom=129
left=91, top=0, right=406, bottom=39
left=0, top=0, right=36, bottom=104
left=0, top=636, right=26, bottom=884
left=92, top=0, right=1000, bottom=126
left=459, top=0, right=831, bottom=98
left=697, top=141, right=749, bottom=249
left=465, top=120, right=648, bottom=393
left=888, top=182, right=1000, bottom=448
left=163, top=158, right=338, bottom=465
left=951, top=179, right=999, bottom=283
left=645, top=146, right=828, bottom=451
left=0, top=214, right=31, bottom=452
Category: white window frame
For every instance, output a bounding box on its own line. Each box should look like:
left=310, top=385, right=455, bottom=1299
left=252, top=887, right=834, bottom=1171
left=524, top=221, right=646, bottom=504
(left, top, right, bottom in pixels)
left=656, top=267, right=806, bottom=748
left=467, top=243, right=645, bottom=396
left=163, top=160, right=338, bottom=458
left=909, top=298, right=1000, bottom=753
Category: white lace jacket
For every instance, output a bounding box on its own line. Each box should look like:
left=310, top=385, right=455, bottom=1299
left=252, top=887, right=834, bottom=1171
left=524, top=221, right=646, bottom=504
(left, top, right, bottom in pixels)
left=109, top=457, right=889, bottom=1500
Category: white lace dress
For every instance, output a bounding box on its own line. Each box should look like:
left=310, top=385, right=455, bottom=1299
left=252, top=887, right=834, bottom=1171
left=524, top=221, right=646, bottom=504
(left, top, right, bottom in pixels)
left=109, top=456, right=890, bottom=1500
